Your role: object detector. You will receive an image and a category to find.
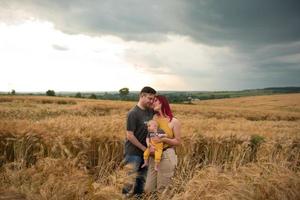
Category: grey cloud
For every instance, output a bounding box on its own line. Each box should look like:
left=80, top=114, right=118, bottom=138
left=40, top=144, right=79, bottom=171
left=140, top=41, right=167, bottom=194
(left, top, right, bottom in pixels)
left=125, top=38, right=300, bottom=90
left=0, top=0, right=179, bottom=41
left=52, top=44, right=69, bottom=51
left=253, top=42, right=300, bottom=61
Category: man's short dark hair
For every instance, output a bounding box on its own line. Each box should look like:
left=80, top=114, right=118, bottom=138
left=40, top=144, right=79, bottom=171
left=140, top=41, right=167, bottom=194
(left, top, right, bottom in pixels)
left=140, top=86, right=156, bottom=95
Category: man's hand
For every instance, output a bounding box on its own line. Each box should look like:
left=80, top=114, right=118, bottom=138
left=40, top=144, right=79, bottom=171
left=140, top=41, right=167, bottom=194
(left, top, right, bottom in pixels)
left=142, top=145, right=147, bottom=152
left=127, top=131, right=147, bottom=152
left=149, top=145, right=155, bottom=154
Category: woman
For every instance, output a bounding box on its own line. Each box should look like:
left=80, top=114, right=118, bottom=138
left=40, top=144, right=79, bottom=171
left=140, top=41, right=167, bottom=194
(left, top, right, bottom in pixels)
left=144, top=95, right=181, bottom=193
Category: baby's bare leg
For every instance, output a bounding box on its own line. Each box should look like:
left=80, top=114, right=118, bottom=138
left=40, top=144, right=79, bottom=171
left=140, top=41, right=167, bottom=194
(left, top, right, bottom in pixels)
left=141, top=159, right=149, bottom=168
left=154, top=162, right=160, bottom=171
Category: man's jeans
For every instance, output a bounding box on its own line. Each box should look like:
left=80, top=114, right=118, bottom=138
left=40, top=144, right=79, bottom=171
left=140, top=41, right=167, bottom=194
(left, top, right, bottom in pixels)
left=122, top=155, right=147, bottom=195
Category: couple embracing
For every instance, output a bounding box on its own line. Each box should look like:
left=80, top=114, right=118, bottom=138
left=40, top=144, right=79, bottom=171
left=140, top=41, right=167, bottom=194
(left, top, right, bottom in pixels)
left=122, top=86, right=181, bottom=197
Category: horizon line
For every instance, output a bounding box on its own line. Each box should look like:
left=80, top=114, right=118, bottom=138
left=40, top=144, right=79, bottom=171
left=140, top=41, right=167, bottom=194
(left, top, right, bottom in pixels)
left=1, top=86, right=300, bottom=94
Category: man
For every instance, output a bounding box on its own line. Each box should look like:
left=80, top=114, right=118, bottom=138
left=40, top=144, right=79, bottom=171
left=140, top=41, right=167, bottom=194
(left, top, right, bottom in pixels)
left=122, top=86, right=156, bottom=197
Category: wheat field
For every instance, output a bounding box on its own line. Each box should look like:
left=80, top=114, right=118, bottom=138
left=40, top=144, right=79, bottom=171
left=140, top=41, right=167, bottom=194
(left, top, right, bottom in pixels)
left=0, top=94, right=299, bottom=199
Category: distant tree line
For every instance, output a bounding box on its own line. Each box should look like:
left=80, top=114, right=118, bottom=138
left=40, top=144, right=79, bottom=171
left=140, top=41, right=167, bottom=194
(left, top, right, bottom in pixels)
left=4, top=87, right=300, bottom=104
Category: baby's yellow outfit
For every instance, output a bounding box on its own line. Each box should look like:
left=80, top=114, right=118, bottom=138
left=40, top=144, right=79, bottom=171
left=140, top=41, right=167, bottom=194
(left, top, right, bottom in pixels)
left=143, top=130, right=164, bottom=164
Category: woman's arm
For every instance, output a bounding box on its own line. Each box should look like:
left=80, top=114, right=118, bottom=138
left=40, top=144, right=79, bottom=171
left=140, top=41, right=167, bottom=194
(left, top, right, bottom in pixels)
left=161, top=118, right=181, bottom=146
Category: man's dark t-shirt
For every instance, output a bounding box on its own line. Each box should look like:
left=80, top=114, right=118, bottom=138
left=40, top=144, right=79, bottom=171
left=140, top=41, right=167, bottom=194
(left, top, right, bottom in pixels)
left=125, top=105, right=154, bottom=157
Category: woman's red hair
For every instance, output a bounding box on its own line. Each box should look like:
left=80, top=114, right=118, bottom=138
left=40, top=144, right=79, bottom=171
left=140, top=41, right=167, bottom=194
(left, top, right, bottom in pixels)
left=155, top=95, right=173, bottom=121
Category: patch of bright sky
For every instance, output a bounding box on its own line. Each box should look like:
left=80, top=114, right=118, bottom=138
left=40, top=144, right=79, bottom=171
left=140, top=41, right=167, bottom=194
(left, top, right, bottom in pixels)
left=0, top=20, right=158, bottom=92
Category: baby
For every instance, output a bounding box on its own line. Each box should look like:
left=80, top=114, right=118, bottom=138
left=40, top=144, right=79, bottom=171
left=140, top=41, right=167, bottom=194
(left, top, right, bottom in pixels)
left=142, top=120, right=166, bottom=171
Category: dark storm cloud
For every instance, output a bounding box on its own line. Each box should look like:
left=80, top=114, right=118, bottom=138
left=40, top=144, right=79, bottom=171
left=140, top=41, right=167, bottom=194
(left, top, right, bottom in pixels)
left=2, top=0, right=300, bottom=46
left=185, top=0, right=300, bottom=46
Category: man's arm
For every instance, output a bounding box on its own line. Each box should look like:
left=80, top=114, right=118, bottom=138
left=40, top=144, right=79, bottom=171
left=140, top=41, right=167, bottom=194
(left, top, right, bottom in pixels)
left=126, top=131, right=147, bottom=151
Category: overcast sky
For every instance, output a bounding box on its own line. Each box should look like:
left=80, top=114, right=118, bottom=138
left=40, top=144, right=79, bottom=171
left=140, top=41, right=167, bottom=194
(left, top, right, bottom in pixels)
left=1, top=0, right=300, bottom=92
